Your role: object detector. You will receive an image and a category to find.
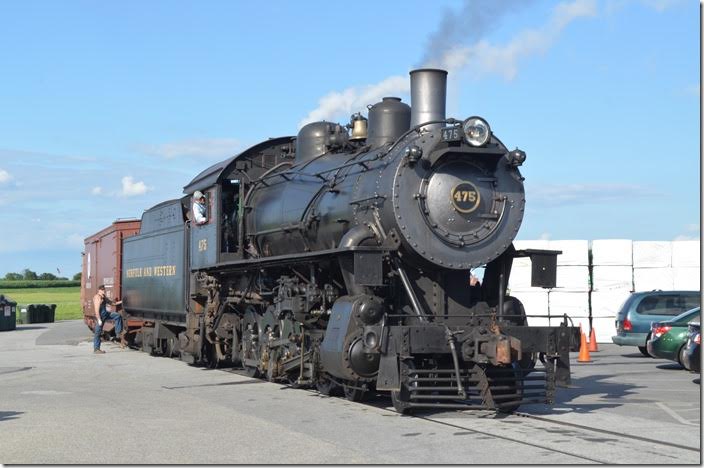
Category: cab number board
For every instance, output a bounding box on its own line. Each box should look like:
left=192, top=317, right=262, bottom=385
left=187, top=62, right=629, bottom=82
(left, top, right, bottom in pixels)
left=441, top=126, right=462, bottom=142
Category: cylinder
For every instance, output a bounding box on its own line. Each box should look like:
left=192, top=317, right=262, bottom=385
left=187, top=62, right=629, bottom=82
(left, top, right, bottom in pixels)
left=409, top=68, right=448, bottom=131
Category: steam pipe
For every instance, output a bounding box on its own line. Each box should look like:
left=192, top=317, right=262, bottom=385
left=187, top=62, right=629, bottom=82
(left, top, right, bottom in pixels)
left=393, top=257, right=428, bottom=323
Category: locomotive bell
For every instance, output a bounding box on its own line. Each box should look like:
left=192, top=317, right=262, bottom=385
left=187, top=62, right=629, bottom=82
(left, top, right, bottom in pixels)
left=349, top=113, right=368, bottom=141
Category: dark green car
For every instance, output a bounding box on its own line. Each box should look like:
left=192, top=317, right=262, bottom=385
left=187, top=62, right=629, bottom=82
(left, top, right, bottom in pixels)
left=646, top=307, right=701, bottom=366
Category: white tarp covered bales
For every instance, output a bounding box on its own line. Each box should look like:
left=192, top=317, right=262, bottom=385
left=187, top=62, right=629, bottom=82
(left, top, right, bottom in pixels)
left=508, top=238, right=700, bottom=343
left=632, top=240, right=700, bottom=291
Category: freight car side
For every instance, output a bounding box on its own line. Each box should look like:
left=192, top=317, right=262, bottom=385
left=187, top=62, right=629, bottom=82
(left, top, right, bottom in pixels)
left=122, top=199, right=188, bottom=324
left=81, top=219, right=141, bottom=332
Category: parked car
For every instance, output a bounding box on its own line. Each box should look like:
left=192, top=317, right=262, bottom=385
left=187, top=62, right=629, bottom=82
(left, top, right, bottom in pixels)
left=681, top=321, right=700, bottom=372
left=646, top=307, right=701, bottom=366
left=612, top=290, right=700, bottom=356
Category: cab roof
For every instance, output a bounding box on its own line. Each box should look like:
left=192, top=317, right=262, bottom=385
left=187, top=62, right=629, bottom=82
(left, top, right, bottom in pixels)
left=182, top=136, right=293, bottom=195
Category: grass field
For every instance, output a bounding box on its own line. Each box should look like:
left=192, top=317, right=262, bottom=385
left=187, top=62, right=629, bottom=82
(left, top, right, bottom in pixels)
left=0, top=286, right=82, bottom=321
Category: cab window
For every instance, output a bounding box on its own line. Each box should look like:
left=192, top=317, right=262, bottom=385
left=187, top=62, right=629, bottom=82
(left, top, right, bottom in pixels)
left=221, top=180, right=240, bottom=252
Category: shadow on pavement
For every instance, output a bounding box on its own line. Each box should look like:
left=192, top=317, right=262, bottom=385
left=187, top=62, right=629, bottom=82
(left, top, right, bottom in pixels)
left=35, top=321, right=91, bottom=346
left=14, top=326, right=48, bottom=331
left=519, top=373, right=643, bottom=415
left=655, top=362, right=684, bottom=370
left=620, top=353, right=652, bottom=359
left=0, top=411, right=24, bottom=422
left=163, top=380, right=267, bottom=390
left=0, top=367, right=32, bottom=376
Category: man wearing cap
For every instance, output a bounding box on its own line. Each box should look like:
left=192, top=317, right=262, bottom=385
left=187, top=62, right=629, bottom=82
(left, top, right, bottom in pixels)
left=193, top=191, right=208, bottom=225
left=93, top=284, right=125, bottom=354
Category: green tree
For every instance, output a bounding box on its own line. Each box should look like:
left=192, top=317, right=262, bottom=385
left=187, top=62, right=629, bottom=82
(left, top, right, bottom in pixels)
left=72, top=272, right=82, bottom=281
left=22, top=269, right=38, bottom=280
left=39, top=272, right=58, bottom=280
left=4, top=272, right=22, bottom=281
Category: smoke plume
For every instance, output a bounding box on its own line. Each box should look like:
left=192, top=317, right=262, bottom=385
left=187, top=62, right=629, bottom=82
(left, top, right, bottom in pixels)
left=299, top=0, right=597, bottom=126
left=419, top=0, right=531, bottom=69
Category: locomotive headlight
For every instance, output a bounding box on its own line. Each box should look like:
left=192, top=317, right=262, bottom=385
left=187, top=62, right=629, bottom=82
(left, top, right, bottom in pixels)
left=462, top=117, right=491, bottom=147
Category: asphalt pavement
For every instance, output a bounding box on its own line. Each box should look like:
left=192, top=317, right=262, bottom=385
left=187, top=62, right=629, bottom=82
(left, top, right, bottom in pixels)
left=0, top=321, right=700, bottom=464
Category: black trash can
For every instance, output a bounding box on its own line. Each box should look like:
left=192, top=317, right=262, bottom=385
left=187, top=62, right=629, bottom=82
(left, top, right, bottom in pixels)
left=0, top=295, right=18, bottom=331
left=25, top=304, right=56, bottom=324
left=25, top=304, right=42, bottom=324
left=46, top=304, right=56, bottom=323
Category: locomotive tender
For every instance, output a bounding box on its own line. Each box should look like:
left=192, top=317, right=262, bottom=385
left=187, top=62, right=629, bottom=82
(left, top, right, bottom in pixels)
left=103, top=69, right=579, bottom=412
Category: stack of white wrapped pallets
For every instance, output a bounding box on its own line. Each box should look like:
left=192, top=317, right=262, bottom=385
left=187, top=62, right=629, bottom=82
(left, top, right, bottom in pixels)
left=509, top=240, right=550, bottom=327
left=591, top=239, right=633, bottom=342
left=507, top=238, right=699, bottom=343
left=632, top=240, right=700, bottom=291
left=633, top=241, right=673, bottom=291
left=671, top=240, right=700, bottom=290
left=547, top=240, right=590, bottom=328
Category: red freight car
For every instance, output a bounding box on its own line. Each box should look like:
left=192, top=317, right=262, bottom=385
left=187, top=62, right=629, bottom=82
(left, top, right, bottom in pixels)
left=81, top=219, right=141, bottom=332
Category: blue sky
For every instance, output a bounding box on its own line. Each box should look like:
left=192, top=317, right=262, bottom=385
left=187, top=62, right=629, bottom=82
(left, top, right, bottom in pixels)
left=0, top=0, right=699, bottom=277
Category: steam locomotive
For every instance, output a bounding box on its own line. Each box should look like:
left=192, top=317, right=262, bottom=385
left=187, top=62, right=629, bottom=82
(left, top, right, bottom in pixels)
left=83, top=68, right=579, bottom=413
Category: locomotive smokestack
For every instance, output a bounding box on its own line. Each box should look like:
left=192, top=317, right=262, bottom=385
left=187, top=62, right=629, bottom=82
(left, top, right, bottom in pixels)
left=409, top=68, right=447, bottom=131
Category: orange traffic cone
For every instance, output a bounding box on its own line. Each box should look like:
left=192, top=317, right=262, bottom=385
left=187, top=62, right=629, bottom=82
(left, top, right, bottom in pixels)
left=577, top=330, right=592, bottom=363
left=588, top=327, right=599, bottom=352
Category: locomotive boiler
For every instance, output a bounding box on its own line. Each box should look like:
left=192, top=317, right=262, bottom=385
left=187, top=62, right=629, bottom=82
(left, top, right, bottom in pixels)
left=104, top=68, right=579, bottom=413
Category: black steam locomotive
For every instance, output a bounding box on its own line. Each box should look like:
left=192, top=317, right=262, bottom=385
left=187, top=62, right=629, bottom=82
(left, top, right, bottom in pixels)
left=117, top=69, right=579, bottom=412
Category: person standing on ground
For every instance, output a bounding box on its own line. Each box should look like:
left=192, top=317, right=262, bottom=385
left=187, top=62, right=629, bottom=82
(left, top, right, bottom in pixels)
left=93, top=285, right=125, bottom=354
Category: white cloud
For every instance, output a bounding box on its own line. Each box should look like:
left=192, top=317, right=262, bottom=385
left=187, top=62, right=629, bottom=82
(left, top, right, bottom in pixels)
left=427, top=0, right=597, bottom=80
left=91, top=186, right=103, bottom=195
left=682, top=84, right=699, bottom=98
left=66, top=233, right=85, bottom=248
left=120, top=176, right=150, bottom=197
left=640, top=0, right=686, bottom=12
left=673, top=234, right=699, bottom=241
left=529, top=183, right=655, bottom=206
left=605, top=0, right=687, bottom=15
left=674, top=224, right=701, bottom=240
left=0, top=169, right=12, bottom=184
left=539, top=232, right=552, bottom=240
left=299, top=0, right=596, bottom=125
left=298, top=75, right=409, bottom=128
left=138, top=138, right=240, bottom=159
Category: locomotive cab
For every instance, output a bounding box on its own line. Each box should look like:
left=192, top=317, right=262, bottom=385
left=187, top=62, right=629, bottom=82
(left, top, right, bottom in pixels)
left=186, top=181, right=241, bottom=268
left=182, top=136, right=296, bottom=270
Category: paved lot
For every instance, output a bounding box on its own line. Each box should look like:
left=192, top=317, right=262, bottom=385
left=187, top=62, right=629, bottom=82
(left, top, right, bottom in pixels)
left=0, top=321, right=700, bottom=464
